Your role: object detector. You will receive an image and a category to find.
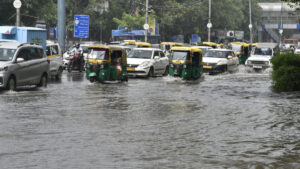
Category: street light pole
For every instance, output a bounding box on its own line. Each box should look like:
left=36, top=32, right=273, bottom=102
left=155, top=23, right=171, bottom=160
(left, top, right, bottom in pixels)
left=58, top=0, right=66, bottom=52
left=208, top=0, right=212, bottom=42
left=145, top=0, right=149, bottom=42
left=249, top=0, right=253, bottom=44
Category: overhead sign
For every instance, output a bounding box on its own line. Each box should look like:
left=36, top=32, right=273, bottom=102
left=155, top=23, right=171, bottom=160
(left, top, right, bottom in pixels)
left=13, top=0, right=22, bottom=9
left=74, top=15, right=89, bottom=38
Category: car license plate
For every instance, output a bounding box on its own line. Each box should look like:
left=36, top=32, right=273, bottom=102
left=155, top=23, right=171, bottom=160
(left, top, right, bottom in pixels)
left=203, top=65, right=212, bottom=69
left=127, top=67, right=135, bottom=71
left=253, top=65, right=262, bottom=69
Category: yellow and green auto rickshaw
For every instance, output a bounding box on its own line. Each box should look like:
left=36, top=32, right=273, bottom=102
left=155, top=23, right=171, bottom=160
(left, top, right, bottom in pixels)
left=160, top=42, right=184, bottom=50
left=169, top=47, right=203, bottom=80
left=124, top=41, right=151, bottom=48
left=229, top=42, right=250, bottom=64
left=86, top=45, right=128, bottom=83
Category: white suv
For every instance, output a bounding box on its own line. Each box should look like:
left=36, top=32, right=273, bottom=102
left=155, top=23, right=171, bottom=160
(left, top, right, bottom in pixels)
left=46, top=41, right=64, bottom=79
left=0, top=42, right=50, bottom=90
left=127, top=48, right=169, bottom=77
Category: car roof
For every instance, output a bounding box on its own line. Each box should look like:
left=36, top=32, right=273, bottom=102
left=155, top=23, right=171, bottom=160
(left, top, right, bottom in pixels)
left=132, top=47, right=161, bottom=51
left=209, top=49, right=233, bottom=52
left=0, top=42, right=22, bottom=49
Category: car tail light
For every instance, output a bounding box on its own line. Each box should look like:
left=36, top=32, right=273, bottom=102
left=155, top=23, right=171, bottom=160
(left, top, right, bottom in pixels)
left=47, top=59, right=50, bottom=64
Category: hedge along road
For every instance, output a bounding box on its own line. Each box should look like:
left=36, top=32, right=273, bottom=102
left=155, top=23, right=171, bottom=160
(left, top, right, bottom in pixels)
left=0, top=67, right=299, bottom=169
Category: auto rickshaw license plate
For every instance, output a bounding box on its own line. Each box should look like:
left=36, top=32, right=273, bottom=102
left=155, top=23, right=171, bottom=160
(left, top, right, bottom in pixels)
left=203, top=65, right=212, bottom=69
left=127, top=67, right=135, bottom=71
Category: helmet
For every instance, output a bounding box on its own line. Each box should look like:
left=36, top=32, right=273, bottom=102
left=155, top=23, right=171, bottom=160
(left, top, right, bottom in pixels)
left=75, top=43, right=80, bottom=49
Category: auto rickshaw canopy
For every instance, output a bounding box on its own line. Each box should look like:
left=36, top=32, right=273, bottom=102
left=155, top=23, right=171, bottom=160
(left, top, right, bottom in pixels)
left=87, top=45, right=127, bottom=65
left=200, top=42, right=218, bottom=48
left=161, top=42, right=184, bottom=47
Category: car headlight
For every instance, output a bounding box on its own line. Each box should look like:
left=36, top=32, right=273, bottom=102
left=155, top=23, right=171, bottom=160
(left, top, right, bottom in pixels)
left=0, top=66, right=8, bottom=72
left=216, top=60, right=227, bottom=65
left=139, top=61, right=150, bottom=68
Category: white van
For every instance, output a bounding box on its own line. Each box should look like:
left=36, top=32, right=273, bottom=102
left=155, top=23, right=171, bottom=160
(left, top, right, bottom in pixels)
left=46, top=41, right=64, bottom=79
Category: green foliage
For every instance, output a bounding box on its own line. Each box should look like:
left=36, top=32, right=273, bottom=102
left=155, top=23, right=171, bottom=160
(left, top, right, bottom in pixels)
left=113, top=12, right=145, bottom=30
left=271, top=54, right=300, bottom=92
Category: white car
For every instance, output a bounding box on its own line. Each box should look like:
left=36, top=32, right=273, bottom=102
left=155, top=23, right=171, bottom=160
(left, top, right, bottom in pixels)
left=191, top=46, right=212, bottom=55
left=246, top=43, right=278, bottom=70
left=294, top=46, right=300, bottom=55
left=46, top=41, right=64, bottom=79
left=203, top=49, right=239, bottom=74
left=127, top=48, right=169, bottom=77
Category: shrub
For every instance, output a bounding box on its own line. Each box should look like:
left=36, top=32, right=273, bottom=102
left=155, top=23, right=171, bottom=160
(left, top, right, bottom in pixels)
left=271, top=53, right=300, bottom=92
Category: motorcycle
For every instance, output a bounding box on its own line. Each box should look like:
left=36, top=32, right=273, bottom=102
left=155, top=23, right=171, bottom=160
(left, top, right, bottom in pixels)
left=67, top=52, right=84, bottom=73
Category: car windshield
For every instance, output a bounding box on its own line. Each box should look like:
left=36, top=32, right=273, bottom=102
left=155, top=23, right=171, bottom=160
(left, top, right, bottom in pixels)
left=128, top=50, right=152, bottom=59
left=0, top=48, right=16, bottom=61
left=204, top=50, right=227, bottom=58
left=88, top=49, right=108, bottom=60
left=197, top=47, right=211, bottom=55
left=172, top=51, right=189, bottom=60
left=231, top=44, right=242, bottom=52
left=254, top=48, right=272, bottom=56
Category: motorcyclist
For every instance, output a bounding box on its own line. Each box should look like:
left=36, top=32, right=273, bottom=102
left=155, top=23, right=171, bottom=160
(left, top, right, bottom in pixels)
left=70, top=43, right=84, bottom=68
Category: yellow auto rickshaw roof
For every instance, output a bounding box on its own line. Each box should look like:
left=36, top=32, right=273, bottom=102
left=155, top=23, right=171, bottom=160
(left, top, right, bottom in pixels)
left=201, top=42, right=218, bottom=47
left=124, top=40, right=136, bottom=45
left=88, top=44, right=125, bottom=51
left=135, top=42, right=151, bottom=47
left=171, top=46, right=203, bottom=54
left=230, top=42, right=250, bottom=47
left=161, top=42, right=184, bottom=46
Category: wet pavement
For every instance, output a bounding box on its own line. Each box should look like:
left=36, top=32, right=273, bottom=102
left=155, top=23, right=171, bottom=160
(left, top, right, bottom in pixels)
left=0, top=66, right=299, bottom=169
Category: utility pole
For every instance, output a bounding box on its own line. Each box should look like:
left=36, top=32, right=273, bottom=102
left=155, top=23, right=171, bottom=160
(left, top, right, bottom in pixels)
left=144, top=0, right=149, bottom=42
left=249, top=0, right=253, bottom=44
left=13, top=0, right=22, bottom=26
left=207, top=0, right=212, bottom=42
left=58, top=0, right=66, bottom=52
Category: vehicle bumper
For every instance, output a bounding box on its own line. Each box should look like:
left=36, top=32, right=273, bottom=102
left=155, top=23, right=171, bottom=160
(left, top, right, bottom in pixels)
left=127, top=67, right=149, bottom=77
left=203, top=64, right=226, bottom=74
left=0, top=73, right=8, bottom=88
left=246, top=64, right=270, bottom=69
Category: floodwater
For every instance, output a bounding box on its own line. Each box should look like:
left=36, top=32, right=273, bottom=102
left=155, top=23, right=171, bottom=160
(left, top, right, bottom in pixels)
left=0, top=66, right=299, bottom=169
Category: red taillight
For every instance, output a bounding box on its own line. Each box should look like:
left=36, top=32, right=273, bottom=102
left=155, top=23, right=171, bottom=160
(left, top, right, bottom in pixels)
left=47, top=59, right=50, bottom=64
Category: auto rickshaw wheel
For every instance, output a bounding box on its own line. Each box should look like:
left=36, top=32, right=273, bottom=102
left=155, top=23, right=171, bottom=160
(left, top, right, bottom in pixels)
left=89, top=77, right=96, bottom=83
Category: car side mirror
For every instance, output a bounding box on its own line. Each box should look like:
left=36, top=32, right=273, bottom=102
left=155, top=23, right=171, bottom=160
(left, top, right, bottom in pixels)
left=154, top=56, right=160, bottom=60
left=16, top=58, right=24, bottom=63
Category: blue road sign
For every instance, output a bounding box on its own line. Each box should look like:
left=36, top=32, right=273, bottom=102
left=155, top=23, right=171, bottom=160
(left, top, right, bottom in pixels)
left=74, top=15, right=89, bottom=38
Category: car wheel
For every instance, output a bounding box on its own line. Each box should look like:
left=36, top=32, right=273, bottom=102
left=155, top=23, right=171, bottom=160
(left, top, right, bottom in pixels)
left=38, top=74, right=47, bottom=88
left=148, top=67, right=154, bottom=77
left=7, top=77, right=16, bottom=91
left=55, top=67, right=63, bottom=80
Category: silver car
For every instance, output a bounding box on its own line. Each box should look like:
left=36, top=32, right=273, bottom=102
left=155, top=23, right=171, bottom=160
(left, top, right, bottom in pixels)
left=0, top=42, right=50, bottom=90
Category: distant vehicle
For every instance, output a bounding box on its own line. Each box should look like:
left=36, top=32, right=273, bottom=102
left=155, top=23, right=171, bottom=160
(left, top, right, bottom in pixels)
left=169, top=47, right=203, bottom=80
left=246, top=43, right=279, bottom=70
left=283, top=39, right=298, bottom=49
left=0, top=42, right=49, bottom=90
left=46, top=41, right=64, bottom=79
left=203, top=49, right=239, bottom=75
left=127, top=48, right=169, bottom=77
left=191, top=46, right=213, bottom=55
left=229, top=42, right=251, bottom=64
left=160, top=42, right=184, bottom=58
left=294, top=46, right=300, bottom=55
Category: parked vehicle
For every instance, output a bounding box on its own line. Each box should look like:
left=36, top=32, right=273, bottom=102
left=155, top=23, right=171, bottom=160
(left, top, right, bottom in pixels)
left=169, top=47, right=203, bottom=80
left=229, top=42, right=250, bottom=64
left=246, top=43, right=279, bottom=70
left=86, top=45, right=128, bottom=83
left=46, top=41, right=64, bottom=79
left=203, top=49, right=239, bottom=75
left=0, top=42, right=49, bottom=90
left=127, top=48, right=169, bottom=77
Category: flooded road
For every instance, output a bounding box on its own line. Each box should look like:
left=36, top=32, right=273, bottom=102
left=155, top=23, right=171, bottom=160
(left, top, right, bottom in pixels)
left=0, top=66, right=299, bottom=169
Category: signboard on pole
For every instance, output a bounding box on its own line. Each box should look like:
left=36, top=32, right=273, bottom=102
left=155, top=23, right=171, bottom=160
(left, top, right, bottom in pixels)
left=74, top=15, right=89, bottom=38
